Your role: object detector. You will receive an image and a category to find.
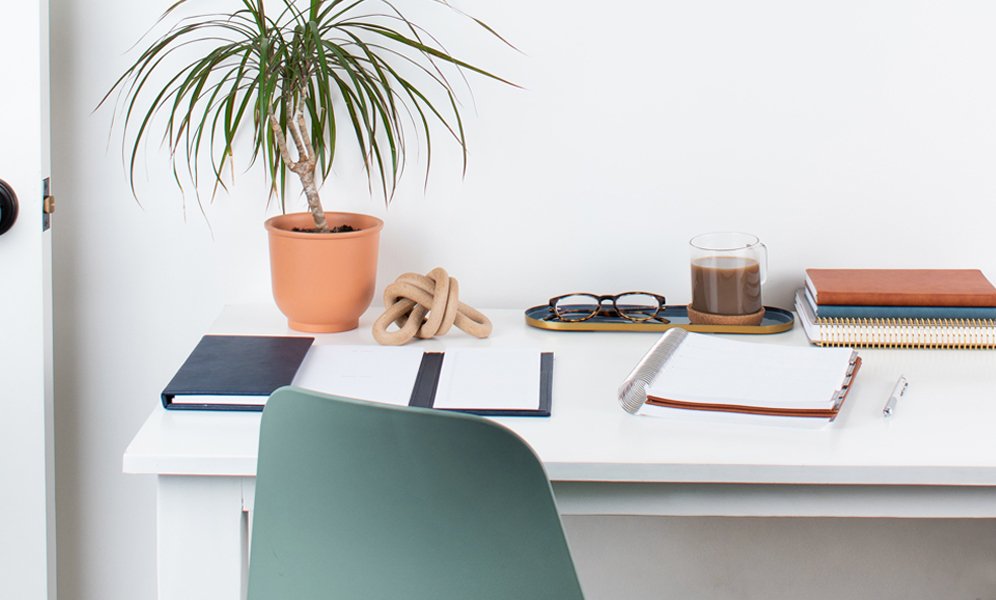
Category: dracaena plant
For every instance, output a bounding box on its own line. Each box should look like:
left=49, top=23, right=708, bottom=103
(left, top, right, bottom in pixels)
left=102, top=0, right=512, bottom=232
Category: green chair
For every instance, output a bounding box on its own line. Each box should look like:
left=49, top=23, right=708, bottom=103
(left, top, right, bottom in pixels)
left=248, top=386, right=585, bottom=600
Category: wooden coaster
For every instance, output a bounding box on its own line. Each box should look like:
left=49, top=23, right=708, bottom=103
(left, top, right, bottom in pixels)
left=687, top=305, right=765, bottom=326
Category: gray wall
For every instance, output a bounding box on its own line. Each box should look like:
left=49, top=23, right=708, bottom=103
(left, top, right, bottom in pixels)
left=50, top=1, right=996, bottom=598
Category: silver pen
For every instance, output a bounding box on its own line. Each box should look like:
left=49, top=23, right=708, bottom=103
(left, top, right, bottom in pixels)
left=883, top=375, right=908, bottom=417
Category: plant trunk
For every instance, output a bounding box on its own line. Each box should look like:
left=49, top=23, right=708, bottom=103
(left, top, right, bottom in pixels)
left=299, top=168, right=329, bottom=232
left=268, top=112, right=330, bottom=232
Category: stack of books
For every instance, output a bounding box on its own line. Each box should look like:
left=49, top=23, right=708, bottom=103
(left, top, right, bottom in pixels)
left=795, top=269, right=996, bottom=348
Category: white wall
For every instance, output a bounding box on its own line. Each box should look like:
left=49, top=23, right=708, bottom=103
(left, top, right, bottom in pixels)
left=49, top=1, right=996, bottom=599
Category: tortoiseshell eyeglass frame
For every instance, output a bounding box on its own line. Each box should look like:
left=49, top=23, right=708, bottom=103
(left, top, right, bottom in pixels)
left=547, top=292, right=669, bottom=323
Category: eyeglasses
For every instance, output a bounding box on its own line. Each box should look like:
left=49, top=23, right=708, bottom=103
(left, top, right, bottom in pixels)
left=548, top=292, right=669, bottom=323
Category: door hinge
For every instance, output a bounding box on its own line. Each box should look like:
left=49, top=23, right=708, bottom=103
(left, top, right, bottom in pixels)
left=42, top=177, right=53, bottom=231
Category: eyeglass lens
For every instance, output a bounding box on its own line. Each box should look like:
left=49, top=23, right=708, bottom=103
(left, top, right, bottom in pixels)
left=614, top=293, right=662, bottom=321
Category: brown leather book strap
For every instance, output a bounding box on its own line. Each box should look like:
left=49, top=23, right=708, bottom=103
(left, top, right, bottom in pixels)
left=645, top=397, right=836, bottom=418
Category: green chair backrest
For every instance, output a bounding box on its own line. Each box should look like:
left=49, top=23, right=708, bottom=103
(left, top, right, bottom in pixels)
left=248, top=386, right=585, bottom=600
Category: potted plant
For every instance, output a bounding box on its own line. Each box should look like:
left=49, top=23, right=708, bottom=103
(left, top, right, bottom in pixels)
left=102, top=0, right=511, bottom=332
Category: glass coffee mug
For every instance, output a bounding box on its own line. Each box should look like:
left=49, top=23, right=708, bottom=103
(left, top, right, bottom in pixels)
left=688, top=232, right=767, bottom=325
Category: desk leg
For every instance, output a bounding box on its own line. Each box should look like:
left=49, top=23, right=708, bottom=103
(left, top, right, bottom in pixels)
left=157, top=476, right=248, bottom=600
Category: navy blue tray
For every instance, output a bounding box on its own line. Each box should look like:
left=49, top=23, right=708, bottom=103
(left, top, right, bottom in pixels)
left=525, top=305, right=794, bottom=334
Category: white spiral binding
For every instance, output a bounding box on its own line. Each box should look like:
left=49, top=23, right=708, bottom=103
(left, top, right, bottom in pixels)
left=819, top=322, right=996, bottom=349
left=617, top=328, right=688, bottom=414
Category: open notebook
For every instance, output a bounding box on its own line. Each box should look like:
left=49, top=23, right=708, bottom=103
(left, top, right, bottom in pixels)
left=292, top=346, right=553, bottom=416
left=618, top=329, right=860, bottom=423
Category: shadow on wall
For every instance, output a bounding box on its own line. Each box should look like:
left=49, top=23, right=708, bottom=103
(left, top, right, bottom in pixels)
left=563, top=516, right=996, bottom=600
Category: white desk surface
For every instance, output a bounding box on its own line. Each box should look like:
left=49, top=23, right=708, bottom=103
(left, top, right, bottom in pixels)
left=124, top=304, right=996, bottom=487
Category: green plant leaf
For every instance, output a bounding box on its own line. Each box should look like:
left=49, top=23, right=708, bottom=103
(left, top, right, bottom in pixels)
left=100, top=0, right=517, bottom=227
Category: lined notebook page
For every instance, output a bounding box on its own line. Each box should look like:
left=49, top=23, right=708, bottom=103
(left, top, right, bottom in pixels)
left=432, top=349, right=541, bottom=411
left=647, top=334, right=854, bottom=410
left=292, top=345, right=425, bottom=406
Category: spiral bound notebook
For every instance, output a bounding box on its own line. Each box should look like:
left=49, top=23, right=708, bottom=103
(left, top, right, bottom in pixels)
left=795, top=290, right=996, bottom=349
left=617, top=329, right=860, bottom=423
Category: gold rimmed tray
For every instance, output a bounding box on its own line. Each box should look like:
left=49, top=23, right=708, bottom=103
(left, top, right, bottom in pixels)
left=524, top=305, right=794, bottom=334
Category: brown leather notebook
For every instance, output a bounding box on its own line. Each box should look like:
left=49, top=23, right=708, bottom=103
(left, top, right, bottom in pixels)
left=805, top=269, right=996, bottom=307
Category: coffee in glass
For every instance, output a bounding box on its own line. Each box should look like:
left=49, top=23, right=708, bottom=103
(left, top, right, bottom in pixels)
left=688, top=232, right=767, bottom=325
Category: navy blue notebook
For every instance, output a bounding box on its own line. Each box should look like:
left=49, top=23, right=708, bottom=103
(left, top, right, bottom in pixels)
left=162, top=335, right=315, bottom=411
left=802, top=288, right=996, bottom=321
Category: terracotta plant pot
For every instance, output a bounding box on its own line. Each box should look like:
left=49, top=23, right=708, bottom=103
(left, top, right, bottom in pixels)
left=265, top=212, right=384, bottom=333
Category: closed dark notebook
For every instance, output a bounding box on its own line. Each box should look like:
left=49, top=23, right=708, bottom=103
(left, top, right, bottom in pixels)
left=162, top=335, right=315, bottom=411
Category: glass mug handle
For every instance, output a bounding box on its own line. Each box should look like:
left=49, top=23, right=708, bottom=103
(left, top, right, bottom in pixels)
left=757, top=242, right=768, bottom=285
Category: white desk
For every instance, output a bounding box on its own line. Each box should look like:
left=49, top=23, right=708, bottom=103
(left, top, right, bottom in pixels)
left=124, top=304, right=996, bottom=600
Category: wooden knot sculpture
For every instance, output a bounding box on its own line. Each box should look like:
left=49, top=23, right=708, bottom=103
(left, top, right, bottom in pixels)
left=372, top=267, right=492, bottom=346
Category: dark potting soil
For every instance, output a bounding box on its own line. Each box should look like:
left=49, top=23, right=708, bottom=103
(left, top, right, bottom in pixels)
left=291, top=224, right=360, bottom=233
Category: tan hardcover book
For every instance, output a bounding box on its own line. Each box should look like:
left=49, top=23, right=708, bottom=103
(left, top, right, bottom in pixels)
left=805, top=269, right=996, bottom=307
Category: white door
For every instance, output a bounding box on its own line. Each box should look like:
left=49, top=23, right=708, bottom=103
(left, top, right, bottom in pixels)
left=0, top=0, right=56, bottom=598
